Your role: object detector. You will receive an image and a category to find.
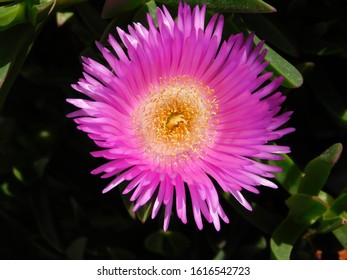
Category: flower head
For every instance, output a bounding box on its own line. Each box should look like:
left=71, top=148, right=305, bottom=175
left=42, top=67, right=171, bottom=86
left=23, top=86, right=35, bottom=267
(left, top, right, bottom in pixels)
left=67, top=3, right=294, bottom=231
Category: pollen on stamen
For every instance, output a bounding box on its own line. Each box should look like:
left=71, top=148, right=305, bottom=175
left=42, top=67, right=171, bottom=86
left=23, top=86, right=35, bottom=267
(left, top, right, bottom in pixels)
left=133, top=75, right=218, bottom=166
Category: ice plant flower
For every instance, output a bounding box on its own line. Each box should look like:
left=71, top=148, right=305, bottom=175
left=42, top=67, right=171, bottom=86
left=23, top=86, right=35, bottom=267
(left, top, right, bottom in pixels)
left=67, top=3, right=294, bottom=231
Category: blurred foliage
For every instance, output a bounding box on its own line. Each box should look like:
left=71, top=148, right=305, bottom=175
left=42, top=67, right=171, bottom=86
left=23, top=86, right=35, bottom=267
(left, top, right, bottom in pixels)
left=0, top=0, right=347, bottom=260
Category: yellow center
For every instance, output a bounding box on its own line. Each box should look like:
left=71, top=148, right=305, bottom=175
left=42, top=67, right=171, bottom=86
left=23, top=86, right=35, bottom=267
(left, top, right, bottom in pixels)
left=133, top=76, right=218, bottom=165
left=166, top=113, right=186, bottom=130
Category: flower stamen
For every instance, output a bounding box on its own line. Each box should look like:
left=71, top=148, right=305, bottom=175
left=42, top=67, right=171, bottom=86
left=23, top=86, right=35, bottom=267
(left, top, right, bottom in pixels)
left=133, top=75, right=218, bottom=165
left=166, top=113, right=186, bottom=130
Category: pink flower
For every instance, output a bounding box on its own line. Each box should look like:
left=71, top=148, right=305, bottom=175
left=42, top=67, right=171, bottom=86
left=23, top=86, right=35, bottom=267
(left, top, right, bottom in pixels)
left=67, top=3, right=294, bottom=231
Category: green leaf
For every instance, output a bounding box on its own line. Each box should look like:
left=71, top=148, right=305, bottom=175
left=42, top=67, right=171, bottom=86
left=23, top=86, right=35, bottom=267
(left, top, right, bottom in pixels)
left=12, top=166, right=24, bottom=183
left=119, top=187, right=136, bottom=220
left=0, top=2, right=26, bottom=31
left=155, top=0, right=276, bottom=13
left=298, top=143, right=343, bottom=196
left=307, top=66, right=347, bottom=126
left=213, top=250, right=226, bottom=260
left=101, top=0, right=145, bottom=19
left=225, top=16, right=303, bottom=88
left=133, top=0, right=158, bottom=26
left=243, top=14, right=298, bottom=57
left=0, top=23, right=44, bottom=111
left=144, top=230, right=190, bottom=257
left=119, top=183, right=155, bottom=223
left=253, top=35, right=303, bottom=88
left=56, top=11, right=74, bottom=27
left=333, top=224, right=347, bottom=247
left=27, top=0, right=55, bottom=25
left=145, top=0, right=158, bottom=22
left=285, top=194, right=328, bottom=224
left=317, top=190, right=335, bottom=207
left=270, top=217, right=306, bottom=260
left=271, top=194, right=328, bottom=259
left=317, top=216, right=347, bottom=234
left=136, top=199, right=154, bottom=223
left=119, top=186, right=154, bottom=223
left=269, top=154, right=302, bottom=195
left=1, top=181, right=12, bottom=196
left=330, top=193, right=347, bottom=215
